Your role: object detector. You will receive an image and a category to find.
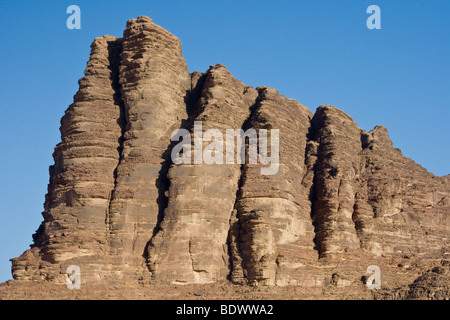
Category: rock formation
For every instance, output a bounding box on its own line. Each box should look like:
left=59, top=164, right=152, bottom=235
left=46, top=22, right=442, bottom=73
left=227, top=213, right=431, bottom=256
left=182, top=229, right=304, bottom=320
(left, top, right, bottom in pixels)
left=7, top=16, right=449, bottom=299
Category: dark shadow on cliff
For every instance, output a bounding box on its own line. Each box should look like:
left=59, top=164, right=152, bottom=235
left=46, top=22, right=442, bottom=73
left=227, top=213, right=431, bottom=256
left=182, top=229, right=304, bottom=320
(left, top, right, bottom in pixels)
left=142, top=72, right=207, bottom=263
left=106, top=38, right=126, bottom=232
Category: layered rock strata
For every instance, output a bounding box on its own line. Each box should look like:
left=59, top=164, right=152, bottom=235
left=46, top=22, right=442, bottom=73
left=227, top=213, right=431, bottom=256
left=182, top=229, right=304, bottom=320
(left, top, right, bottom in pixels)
left=147, top=64, right=258, bottom=283
left=11, top=35, right=124, bottom=282
left=10, top=16, right=449, bottom=294
left=106, top=16, right=190, bottom=279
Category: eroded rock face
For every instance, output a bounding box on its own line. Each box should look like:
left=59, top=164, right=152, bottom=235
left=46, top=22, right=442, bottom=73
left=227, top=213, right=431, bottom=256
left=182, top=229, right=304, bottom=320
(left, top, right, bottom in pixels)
left=9, top=16, right=450, bottom=296
left=11, top=35, right=124, bottom=283
left=147, top=64, right=258, bottom=284
left=106, top=16, right=190, bottom=280
left=234, top=87, right=317, bottom=286
left=309, top=105, right=362, bottom=257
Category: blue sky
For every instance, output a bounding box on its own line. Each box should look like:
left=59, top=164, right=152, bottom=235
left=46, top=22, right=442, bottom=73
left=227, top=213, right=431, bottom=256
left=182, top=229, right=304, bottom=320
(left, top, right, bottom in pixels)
left=0, top=0, right=448, bottom=283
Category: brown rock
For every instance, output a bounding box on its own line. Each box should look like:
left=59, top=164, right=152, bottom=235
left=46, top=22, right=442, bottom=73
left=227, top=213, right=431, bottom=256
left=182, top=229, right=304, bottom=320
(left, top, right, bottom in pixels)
left=234, top=87, right=317, bottom=286
left=106, top=16, right=190, bottom=280
left=6, top=16, right=449, bottom=300
left=11, top=35, right=124, bottom=283
left=147, top=64, right=258, bottom=284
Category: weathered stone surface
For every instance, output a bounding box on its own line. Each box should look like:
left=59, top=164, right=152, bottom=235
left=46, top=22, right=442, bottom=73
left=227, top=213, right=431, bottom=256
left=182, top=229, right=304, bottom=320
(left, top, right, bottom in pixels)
left=106, top=16, right=190, bottom=280
left=376, top=260, right=450, bottom=300
left=147, top=64, right=258, bottom=284
left=234, top=87, right=317, bottom=286
left=354, top=126, right=450, bottom=259
left=11, top=35, right=124, bottom=283
left=6, top=16, right=449, bottom=299
left=307, top=105, right=449, bottom=262
left=309, top=105, right=362, bottom=257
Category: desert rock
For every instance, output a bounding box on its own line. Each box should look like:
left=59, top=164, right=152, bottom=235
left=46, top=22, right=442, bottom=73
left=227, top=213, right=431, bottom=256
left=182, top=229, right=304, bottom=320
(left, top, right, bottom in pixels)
left=6, top=16, right=450, bottom=299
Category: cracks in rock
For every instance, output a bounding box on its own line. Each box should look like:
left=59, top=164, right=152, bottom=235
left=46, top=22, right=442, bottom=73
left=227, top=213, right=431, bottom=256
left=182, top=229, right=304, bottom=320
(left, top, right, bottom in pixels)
left=227, top=168, right=247, bottom=283
left=105, top=38, right=126, bottom=237
left=227, top=89, right=263, bottom=284
left=351, top=200, right=364, bottom=249
left=132, top=222, right=138, bottom=253
left=188, top=238, right=195, bottom=273
left=430, top=196, right=446, bottom=208
left=306, top=116, right=324, bottom=258
left=299, top=118, right=322, bottom=260
left=188, top=238, right=209, bottom=274
left=352, top=157, right=370, bottom=249
left=141, top=118, right=190, bottom=264
left=142, top=72, right=207, bottom=266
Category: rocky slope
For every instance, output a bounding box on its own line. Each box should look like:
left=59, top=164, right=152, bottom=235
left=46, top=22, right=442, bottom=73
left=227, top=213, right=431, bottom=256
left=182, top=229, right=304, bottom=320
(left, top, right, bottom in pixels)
left=5, top=16, right=449, bottom=299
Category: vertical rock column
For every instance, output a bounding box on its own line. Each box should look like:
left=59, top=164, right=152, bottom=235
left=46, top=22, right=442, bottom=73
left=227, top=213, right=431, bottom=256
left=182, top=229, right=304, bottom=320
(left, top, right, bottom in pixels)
left=309, top=105, right=361, bottom=257
left=354, top=125, right=450, bottom=257
left=11, top=35, right=125, bottom=283
left=107, top=16, right=190, bottom=279
left=235, top=87, right=316, bottom=286
left=147, top=64, right=258, bottom=284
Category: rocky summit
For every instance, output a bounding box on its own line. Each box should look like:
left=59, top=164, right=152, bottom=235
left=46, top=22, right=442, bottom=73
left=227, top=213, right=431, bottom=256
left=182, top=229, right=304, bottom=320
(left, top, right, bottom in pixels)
left=2, top=16, right=449, bottom=300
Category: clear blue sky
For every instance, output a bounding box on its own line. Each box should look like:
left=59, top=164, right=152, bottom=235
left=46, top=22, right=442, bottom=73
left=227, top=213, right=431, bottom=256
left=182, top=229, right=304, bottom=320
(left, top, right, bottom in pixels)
left=0, top=0, right=449, bottom=283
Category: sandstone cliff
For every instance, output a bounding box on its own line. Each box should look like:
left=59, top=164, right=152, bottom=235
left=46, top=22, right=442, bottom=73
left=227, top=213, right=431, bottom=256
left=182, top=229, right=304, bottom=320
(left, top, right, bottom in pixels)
left=7, top=16, right=449, bottom=299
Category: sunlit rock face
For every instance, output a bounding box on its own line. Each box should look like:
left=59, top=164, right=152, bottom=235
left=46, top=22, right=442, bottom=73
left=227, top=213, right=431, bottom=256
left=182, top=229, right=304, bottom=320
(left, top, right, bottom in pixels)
left=10, top=17, right=449, bottom=298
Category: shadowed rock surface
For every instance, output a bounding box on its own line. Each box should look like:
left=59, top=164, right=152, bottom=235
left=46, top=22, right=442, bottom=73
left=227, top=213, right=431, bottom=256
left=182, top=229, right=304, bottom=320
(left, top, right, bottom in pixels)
left=4, top=16, right=449, bottom=300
